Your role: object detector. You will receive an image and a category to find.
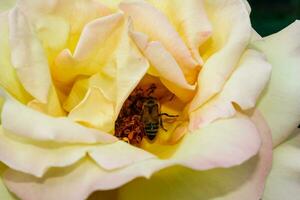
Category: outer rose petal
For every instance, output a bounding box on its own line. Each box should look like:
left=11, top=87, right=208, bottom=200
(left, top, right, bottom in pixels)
left=0, top=12, right=32, bottom=104
left=8, top=7, right=52, bottom=103
left=251, top=21, right=300, bottom=146
left=0, top=90, right=117, bottom=144
left=189, top=49, right=271, bottom=130
left=263, top=129, right=300, bottom=200
left=0, top=163, right=17, bottom=200
left=0, top=125, right=154, bottom=177
left=3, top=114, right=261, bottom=200
left=189, top=0, right=252, bottom=111
left=17, top=0, right=112, bottom=51
left=118, top=111, right=272, bottom=200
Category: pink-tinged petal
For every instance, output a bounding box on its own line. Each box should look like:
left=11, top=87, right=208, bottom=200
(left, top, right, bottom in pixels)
left=173, top=113, right=261, bottom=170
left=8, top=8, right=51, bottom=103
left=263, top=129, right=300, bottom=200
left=119, top=111, right=272, bottom=200
left=0, top=90, right=117, bottom=144
left=0, top=163, right=17, bottom=200
left=189, top=49, right=271, bottom=130
left=251, top=21, right=300, bottom=146
left=124, top=113, right=271, bottom=200
left=189, top=0, right=252, bottom=111
left=130, top=30, right=195, bottom=102
left=120, top=1, right=199, bottom=84
left=3, top=113, right=262, bottom=200
left=0, top=12, right=32, bottom=104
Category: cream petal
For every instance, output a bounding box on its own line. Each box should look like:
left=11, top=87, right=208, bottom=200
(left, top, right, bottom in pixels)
left=8, top=8, right=51, bottom=103
left=0, top=12, right=32, bottom=103
left=0, top=90, right=117, bottom=144
left=0, top=122, right=156, bottom=178
left=53, top=13, right=124, bottom=85
left=0, top=127, right=90, bottom=177
left=17, top=0, right=112, bottom=51
left=74, top=12, right=124, bottom=60
left=263, top=129, right=300, bottom=200
left=189, top=49, right=271, bottom=130
left=89, top=141, right=155, bottom=170
left=189, top=0, right=252, bottom=111
left=114, top=20, right=150, bottom=115
left=119, top=112, right=271, bottom=200
left=251, top=21, right=300, bottom=146
left=120, top=1, right=199, bottom=84
left=3, top=113, right=262, bottom=200
left=68, top=87, right=115, bottom=132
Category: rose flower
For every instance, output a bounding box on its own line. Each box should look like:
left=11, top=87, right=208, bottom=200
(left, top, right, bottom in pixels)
left=0, top=0, right=299, bottom=200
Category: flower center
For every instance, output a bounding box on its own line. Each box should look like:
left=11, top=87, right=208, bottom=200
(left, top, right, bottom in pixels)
left=115, top=83, right=179, bottom=146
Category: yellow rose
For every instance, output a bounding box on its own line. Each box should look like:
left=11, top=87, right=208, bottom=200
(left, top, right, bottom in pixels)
left=0, top=0, right=299, bottom=200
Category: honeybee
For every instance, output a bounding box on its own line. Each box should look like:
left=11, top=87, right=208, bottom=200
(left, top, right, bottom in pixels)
left=115, top=83, right=178, bottom=145
left=141, top=96, right=178, bottom=141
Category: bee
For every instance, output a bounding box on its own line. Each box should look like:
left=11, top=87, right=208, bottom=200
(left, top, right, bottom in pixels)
left=115, top=83, right=178, bottom=145
left=141, top=96, right=178, bottom=141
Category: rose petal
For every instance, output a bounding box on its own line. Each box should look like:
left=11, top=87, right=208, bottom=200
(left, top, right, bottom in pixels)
left=0, top=12, right=32, bottom=104
left=130, top=30, right=195, bottom=102
left=8, top=7, right=52, bottom=103
left=17, top=0, right=112, bottom=51
left=0, top=127, right=89, bottom=177
left=3, top=113, right=261, bottom=200
left=53, top=13, right=124, bottom=85
left=74, top=12, right=124, bottom=60
left=251, top=21, right=300, bottom=146
left=89, top=141, right=155, bottom=170
left=27, top=86, right=66, bottom=117
left=263, top=129, right=300, bottom=200
left=120, top=1, right=199, bottom=84
left=0, top=125, right=154, bottom=178
left=189, top=0, right=252, bottom=111
left=147, top=0, right=212, bottom=63
left=68, top=87, right=115, bottom=132
left=189, top=49, right=271, bottom=130
left=0, top=0, right=15, bottom=13
left=119, top=111, right=271, bottom=200
left=62, top=18, right=149, bottom=119
left=0, top=90, right=117, bottom=144
left=0, top=163, right=17, bottom=200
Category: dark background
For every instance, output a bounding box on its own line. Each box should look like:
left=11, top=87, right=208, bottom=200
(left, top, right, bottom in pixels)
left=249, top=0, right=300, bottom=36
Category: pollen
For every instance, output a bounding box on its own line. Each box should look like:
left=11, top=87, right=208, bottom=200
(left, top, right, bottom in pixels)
left=114, top=86, right=150, bottom=146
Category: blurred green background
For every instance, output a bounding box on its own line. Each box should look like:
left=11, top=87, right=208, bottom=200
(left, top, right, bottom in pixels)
left=249, top=0, right=300, bottom=36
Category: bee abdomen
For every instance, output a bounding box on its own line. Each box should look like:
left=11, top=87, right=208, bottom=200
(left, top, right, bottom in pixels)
left=144, top=123, right=159, bottom=140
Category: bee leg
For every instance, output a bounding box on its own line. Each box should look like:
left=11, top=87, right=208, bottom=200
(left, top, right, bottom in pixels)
left=159, top=113, right=179, bottom=118
left=159, top=117, right=168, bottom=132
